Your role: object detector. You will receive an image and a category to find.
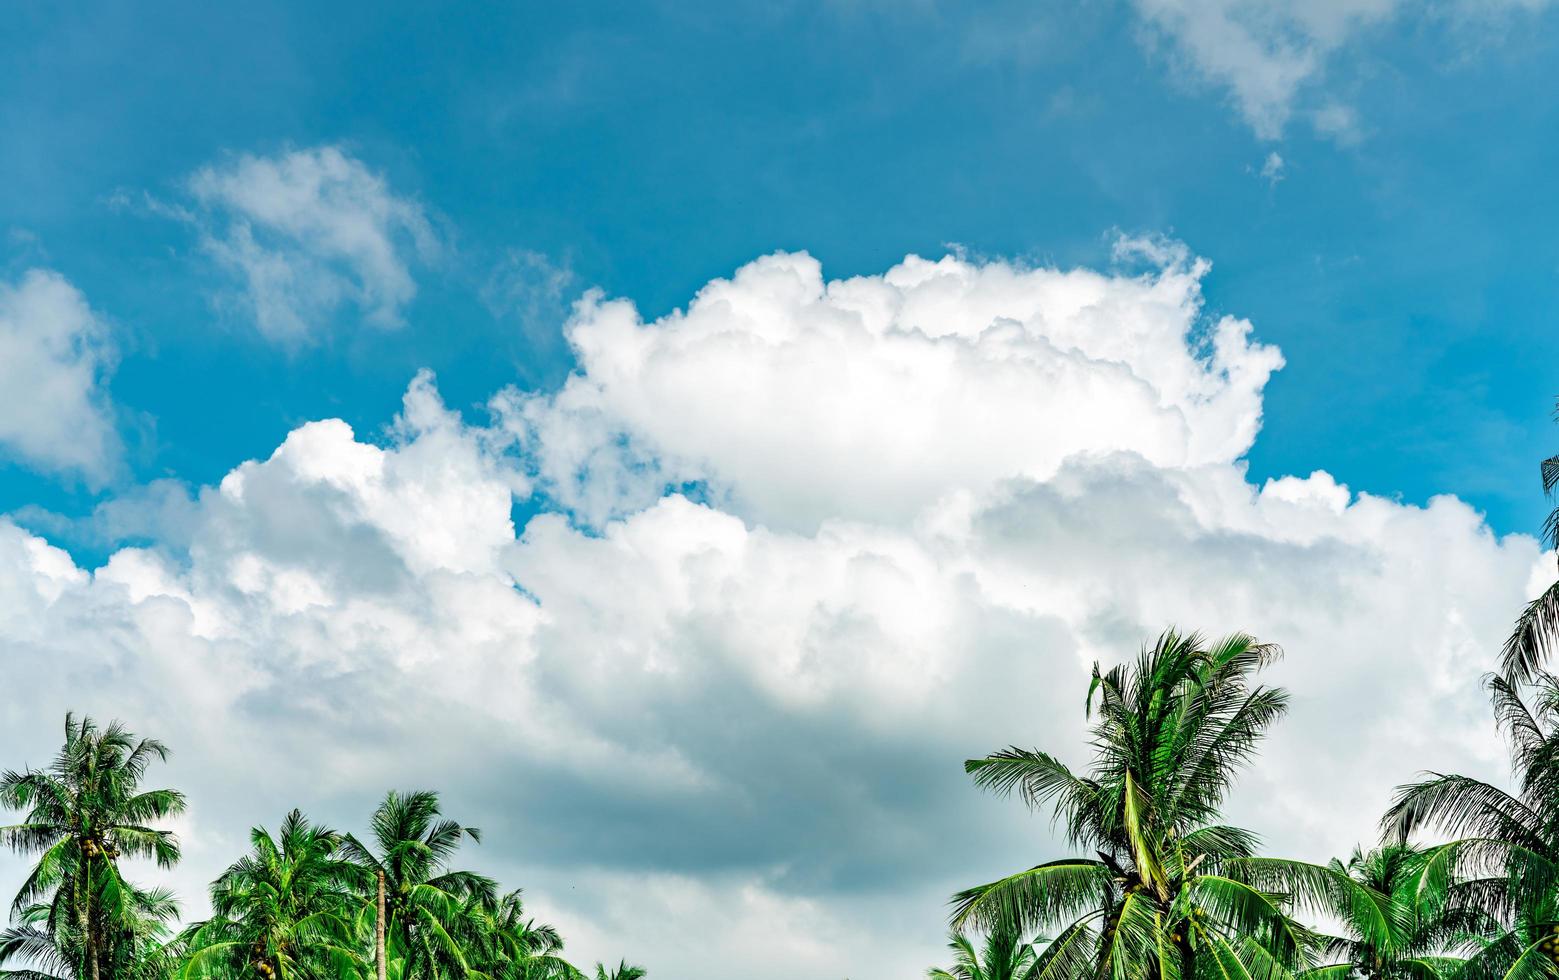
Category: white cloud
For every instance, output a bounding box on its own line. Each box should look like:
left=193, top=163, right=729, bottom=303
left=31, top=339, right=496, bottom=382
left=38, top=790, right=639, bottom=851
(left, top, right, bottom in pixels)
left=1131, top=0, right=1550, bottom=140
left=500, top=243, right=1283, bottom=529
left=0, top=270, right=120, bottom=484
left=0, top=245, right=1549, bottom=980
left=187, top=146, right=437, bottom=343
left=1259, top=150, right=1286, bottom=183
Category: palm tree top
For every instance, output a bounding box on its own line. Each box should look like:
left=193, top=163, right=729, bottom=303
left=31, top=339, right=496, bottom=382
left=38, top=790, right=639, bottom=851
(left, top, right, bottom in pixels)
left=0, top=714, right=185, bottom=980
left=594, top=959, right=647, bottom=980
left=0, top=713, right=186, bottom=877
left=951, top=628, right=1399, bottom=980
left=1501, top=401, right=1559, bottom=681
left=969, top=629, right=1286, bottom=855
left=928, top=922, right=1039, bottom=980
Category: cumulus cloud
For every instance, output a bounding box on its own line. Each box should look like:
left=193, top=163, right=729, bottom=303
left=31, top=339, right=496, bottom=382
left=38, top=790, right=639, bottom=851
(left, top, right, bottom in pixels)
left=499, top=242, right=1283, bottom=529
left=0, top=246, right=1549, bottom=980
left=187, top=146, right=437, bottom=343
left=0, top=270, right=120, bottom=484
left=1131, top=0, right=1551, bottom=139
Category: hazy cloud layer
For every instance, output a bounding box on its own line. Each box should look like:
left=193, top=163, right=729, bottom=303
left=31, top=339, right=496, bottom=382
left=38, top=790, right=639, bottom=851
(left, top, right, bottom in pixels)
left=1132, top=0, right=1552, bottom=139
left=1, top=246, right=1549, bottom=979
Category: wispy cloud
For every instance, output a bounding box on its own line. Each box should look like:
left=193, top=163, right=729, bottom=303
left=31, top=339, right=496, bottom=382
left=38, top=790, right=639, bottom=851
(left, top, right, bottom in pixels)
left=1259, top=150, right=1286, bottom=184
left=1132, top=0, right=1551, bottom=140
left=482, top=248, right=575, bottom=337
left=185, top=146, right=438, bottom=344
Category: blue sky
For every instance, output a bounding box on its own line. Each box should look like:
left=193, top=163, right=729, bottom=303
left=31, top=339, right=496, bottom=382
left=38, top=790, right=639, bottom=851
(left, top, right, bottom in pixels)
left=6, top=1, right=1558, bottom=546
left=5, top=4, right=1559, bottom=978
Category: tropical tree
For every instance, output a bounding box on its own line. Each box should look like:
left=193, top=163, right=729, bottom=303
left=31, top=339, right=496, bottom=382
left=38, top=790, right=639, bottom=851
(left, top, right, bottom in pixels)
left=180, top=809, right=366, bottom=980
left=1502, top=403, right=1559, bottom=681
left=928, top=921, right=1041, bottom=980
left=340, top=791, right=496, bottom=980
left=590, top=962, right=644, bottom=980
left=0, top=714, right=185, bottom=980
left=468, top=890, right=581, bottom=980
left=1384, top=672, right=1559, bottom=980
left=0, top=882, right=181, bottom=980
left=953, top=629, right=1393, bottom=980
left=1302, top=845, right=1483, bottom=980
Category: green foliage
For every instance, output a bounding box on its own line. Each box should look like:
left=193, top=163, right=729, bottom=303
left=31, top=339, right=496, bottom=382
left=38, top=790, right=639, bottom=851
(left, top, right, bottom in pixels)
left=1385, top=673, right=1559, bottom=980
left=179, top=809, right=365, bottom=980
left=0, top=714, right=186, bottom=980
left=1300, top=844, right=1483, bottom=980
left=0, top=720, right=638, bottom=980
left=339, top=790, right=498, bottom=980
left=1501, top=403, right=1559, bottom=681
left=928, top=920, right=1041, bottom=980
left=953, top=629, right=1374, bottom=980
left=469, top=890, right=583, bottom=980
left=591, top=962, right=645, bottom=980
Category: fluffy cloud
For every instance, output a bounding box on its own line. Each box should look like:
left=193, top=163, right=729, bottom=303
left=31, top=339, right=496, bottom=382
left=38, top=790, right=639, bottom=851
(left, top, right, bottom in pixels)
left=499, top=241, right=1283, bottom=529
left=0, top=270, right=120, bottom=484
left=0, top=246, right=1550, bottom=980
left=1131, top=0, right=1551, bottom=139
left=188, top=146, right=437, bottom=343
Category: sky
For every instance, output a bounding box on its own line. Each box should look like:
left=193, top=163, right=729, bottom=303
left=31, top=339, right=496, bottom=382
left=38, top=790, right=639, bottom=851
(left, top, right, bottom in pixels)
left=2, top=1, right=1558, bottom=978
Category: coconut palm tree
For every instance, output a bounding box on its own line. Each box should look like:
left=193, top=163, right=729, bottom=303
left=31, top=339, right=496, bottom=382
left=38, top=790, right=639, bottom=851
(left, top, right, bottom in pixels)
left=470, top=890, right=581, bottom=980
left=590, top=962, right=644, bottom=980
left=1384, top=672, right=1559, bottom=980
left=928, top=921, right=1041, bottom=980
left=0, top=882, right=181, bottom=980
left=1502, top=404, right=1559, bottom=682
left=0, top=714, right=185, bottom=980
left=340, top=791, right=496, bottom=980
left=1301, top=845, right=1484, bottom=980
left=953, top=629, right=1393, bottom=980
left=179, top=809, right=365, bottom=980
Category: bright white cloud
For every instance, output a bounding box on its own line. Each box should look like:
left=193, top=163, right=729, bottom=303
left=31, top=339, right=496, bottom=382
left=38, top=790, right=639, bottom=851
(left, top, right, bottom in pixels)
left=1131, top=0, right=1550, bottom=139
left=188, top=146, right=437, bottom=343
left=0, top=245, right=1550, bottom=980
left=0, top=270, right=120, bottom=484
left=500, top=242, right=1283, bottom=529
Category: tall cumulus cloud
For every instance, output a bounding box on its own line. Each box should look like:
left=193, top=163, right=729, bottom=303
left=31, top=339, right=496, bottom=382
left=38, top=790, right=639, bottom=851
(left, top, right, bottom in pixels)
left=0, top=244, right=1549, bottom=980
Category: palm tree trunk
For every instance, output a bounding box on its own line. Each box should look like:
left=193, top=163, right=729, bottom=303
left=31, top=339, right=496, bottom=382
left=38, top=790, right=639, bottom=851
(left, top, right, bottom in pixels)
left=76, top=887, right=87, bottom=980
left=78, top=857, right=97, bottom=980
left=84, top=878, right=99, bottom=980
left=376, top=869, right=387, bottom=980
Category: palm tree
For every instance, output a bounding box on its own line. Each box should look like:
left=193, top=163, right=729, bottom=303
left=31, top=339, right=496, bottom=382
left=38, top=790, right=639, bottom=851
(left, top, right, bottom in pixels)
left=1302, top=845, right=1483, bottom=980
left=0, top=883, right=181, bottom=980
left=1502, top=403, right=1559, bottom=681
left=1384, top=672, right=1559, bottom=980
left=0, top=714, right=185, bottom=980
left=928, top=921, right=1040, bottom=980
left=590, top=962, right=644, bottom=980
left=953, top=629, right=1393, bottom=980
left=180, top=809, right=365, bottom=980
left=471, top=891, right=581, bottom=980
left=340, top=791, right=496, bottom=980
